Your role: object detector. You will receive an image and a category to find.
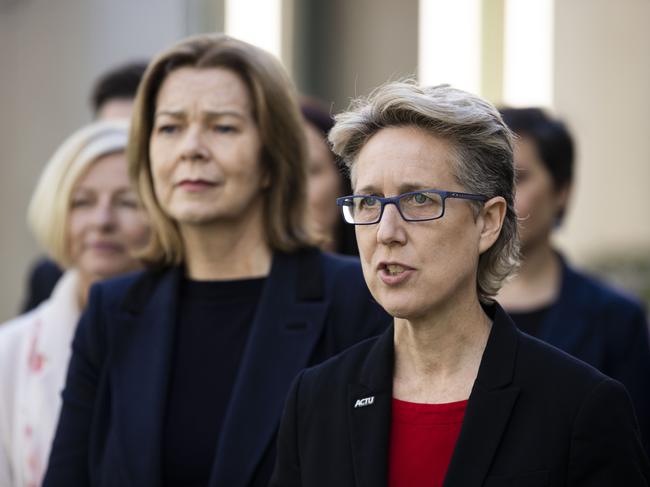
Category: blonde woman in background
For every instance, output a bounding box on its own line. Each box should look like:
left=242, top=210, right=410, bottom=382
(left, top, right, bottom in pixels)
left=0, top=121, right=150, bottom=487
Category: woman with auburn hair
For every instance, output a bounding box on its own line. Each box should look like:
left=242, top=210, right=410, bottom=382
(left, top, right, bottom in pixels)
left=271, top=81, right=649, bottom=486
left=43, top=34, right=388, bottom=487
left=0, top=121, right=149, bottom=487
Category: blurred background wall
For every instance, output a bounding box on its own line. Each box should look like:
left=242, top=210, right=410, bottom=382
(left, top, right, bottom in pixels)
left=0, top=0, right=224, bottom=320
left=0, top=0, right=648, bottom=321
left=552, top=0, right=650, bottom=300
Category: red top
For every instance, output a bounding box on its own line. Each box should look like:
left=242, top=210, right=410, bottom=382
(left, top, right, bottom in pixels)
left=388, top=397, right=468, bottom=487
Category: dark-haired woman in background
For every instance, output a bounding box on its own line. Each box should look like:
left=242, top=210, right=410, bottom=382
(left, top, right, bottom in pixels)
left=498, top=107, right=650, bottom=452
left=301, top=98, right=358, bottom=256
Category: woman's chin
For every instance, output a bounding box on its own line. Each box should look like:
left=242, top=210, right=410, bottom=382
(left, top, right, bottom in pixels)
left=376, top=299, right=414, bottom=320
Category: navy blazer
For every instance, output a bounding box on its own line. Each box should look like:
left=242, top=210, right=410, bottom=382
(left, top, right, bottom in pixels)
left=531, top=256, right=650, bottom=450
left=43, top=248, right=390, bottom=487
left=272, top=304, right=650, bottom=487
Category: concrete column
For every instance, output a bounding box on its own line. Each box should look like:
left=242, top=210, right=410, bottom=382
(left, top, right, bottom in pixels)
left=291, top=0, right=419, bottom=112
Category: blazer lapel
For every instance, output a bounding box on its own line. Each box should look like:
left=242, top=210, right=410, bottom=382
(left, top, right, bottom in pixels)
left=443, top=305, right=520, bottom=487
left=210, top=249, right=330, bottom=486
left=348, top=326, right=394, bottom=487
left=112, top=267, right=181, bottom=486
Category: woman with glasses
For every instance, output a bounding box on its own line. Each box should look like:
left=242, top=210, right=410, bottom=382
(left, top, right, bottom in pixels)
left=43, top=34, right=388, bottom=487
left=271, top=81, right=649, bottom=487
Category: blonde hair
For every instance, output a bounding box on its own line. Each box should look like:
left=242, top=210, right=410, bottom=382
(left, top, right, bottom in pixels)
left=128, top=33, right=312, bottom=267
left=329, top=80, right=519, bottom=302
left=27, top=120, right=129, bottom=267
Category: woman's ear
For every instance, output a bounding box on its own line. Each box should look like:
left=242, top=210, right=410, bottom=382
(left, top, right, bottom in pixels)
left=478, top=196, right=507, bottom=254
left=555, top=183, right=571, bottom=218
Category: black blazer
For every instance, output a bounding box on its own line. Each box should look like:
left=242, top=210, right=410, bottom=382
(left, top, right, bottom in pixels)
left=532, top=255, right=650, bottom=450
left=21, top=257, right=62, bottom=312
left=43, top=248, right=390, bottom=487
left=272, top=304, right=650, bottom=487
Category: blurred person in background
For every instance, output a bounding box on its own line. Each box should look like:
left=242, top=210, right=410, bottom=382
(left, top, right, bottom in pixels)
left=301, top=98, right=358, bottom=256
left=21, top=61, right=148, bottom=313
left=0, top=121, right=150, bottom=487
left=498, top=107, right=650, bottom=451
left=271, top=82, right=650, bottom=487
left=91, top=61, right=148, bottom=120
left=43, top=34, right=389, bottom=487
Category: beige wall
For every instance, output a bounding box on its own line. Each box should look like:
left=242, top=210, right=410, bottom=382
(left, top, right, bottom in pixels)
left=552, top=0, right=650, bottom=264
left=0, top=0, right=194, bottom=321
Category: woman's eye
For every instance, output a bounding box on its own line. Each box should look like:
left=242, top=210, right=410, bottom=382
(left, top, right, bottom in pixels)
left=413, top=193, right=429, bottom=204
left=117, top=199, right=139, bottom=209
left=515, top=169, right=530, bottom=184
left=406, top=193, right=431, bottom=205
left=213, top=125, right=236, bottom=134
left=360, top=196, right=378, bottom=208
left=71, top=199, right=91, bottom=208
left=157, top=124, right=179, bottom=134
left=309, top=163, right=324, bottom=177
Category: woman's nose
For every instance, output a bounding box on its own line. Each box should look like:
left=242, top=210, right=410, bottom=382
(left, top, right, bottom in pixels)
left=376, top=203, right=407, bottom=245
left=180, top=125, right=209, bottom=162
left=93, top=201, right=117, bottom=230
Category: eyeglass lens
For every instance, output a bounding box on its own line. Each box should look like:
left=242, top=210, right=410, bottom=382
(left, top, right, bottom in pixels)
left=344, top=191, right=444, bottom=223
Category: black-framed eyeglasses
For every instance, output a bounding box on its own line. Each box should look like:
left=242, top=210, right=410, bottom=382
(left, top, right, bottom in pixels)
left=336, top=189, right=488, bottom=225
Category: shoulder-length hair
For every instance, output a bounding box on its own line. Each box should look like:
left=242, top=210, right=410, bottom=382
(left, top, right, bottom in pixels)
left=27, top=120, right=129, bottom=268
left=329, top=80, right=519, bottom=303
left=129, top=33, right=312, bottom=267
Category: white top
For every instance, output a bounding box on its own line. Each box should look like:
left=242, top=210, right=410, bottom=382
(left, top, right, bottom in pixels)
left=0, top=271, right=80, bottom=487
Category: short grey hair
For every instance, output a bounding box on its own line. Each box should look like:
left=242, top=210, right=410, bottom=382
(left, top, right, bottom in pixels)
left=329, top=80, right=519, bottom=303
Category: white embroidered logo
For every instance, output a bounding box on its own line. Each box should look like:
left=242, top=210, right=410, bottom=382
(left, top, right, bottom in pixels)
left=354, top=396, right=375, bottom=408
